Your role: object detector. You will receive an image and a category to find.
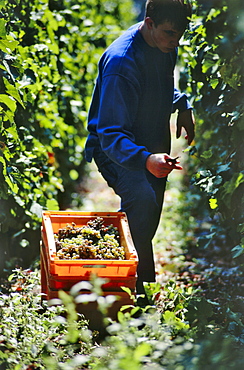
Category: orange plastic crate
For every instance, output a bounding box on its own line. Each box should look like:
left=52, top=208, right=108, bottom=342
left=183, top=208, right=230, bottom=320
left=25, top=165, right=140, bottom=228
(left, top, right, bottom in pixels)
left=41, top=211, right=138, bottom=280
left=41, top=258, right=135, bottom=326
left=40, top=244, right=137, bottom=292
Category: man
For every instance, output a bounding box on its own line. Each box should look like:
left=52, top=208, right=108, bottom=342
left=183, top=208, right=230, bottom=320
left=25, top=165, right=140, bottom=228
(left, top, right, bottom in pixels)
left=85, top=0, right=195, bottom=301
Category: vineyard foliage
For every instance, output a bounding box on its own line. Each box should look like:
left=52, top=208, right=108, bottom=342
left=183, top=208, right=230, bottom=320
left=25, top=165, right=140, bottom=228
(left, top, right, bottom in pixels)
left=180, top=0, right=244, bottom=258
left=0, top=0, right=135, bottom=270
left=0, top=0, right=243, bottom=267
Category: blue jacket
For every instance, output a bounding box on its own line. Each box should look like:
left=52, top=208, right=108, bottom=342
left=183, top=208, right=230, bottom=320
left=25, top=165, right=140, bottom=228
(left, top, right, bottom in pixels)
left=85, top=22, right=191, bottom=170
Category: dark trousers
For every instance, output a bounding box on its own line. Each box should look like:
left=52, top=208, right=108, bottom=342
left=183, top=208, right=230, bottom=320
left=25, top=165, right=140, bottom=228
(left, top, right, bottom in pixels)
left=93, top=149, right=167, bottom=282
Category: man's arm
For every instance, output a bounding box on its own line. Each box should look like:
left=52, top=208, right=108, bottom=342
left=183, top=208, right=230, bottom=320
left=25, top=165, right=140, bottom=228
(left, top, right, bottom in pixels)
left=172, top=87, right=195, bottom=145
left=176, top=108, right=195, bottom=145
left=96, top=74, right=151, bottom=170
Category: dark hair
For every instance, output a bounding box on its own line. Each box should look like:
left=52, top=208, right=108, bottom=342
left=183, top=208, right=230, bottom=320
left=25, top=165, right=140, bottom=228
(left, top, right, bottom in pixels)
left=145, top=0, right=192, bottom=30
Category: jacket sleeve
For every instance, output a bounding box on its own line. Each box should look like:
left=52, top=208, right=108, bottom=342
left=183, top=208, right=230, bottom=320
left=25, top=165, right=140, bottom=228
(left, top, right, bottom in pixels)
left=170, top=49, right=192, bottom=112
left=96, top=73, right=151, bottom=170
left=172, top=88, right=192, bottom=113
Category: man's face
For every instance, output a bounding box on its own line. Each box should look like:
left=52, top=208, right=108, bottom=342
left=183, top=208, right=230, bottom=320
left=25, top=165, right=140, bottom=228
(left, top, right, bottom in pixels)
left=147, top=19, right=184, bottom=53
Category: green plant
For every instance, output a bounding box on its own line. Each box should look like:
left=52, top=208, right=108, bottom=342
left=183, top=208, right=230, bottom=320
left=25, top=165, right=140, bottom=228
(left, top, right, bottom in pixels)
left=0, top=269, right=93, bottom=369
left=0, top=0, right=136, bottom=271
left=179, top=0, right=244, bottom=256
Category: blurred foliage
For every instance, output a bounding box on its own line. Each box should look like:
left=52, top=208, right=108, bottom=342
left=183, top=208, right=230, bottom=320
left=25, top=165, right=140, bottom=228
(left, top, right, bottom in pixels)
left=0, top=0, right=136, bottom=271
left=1, top=270, right=243, bottom=369
left=179, top=0, right=244, bottom=258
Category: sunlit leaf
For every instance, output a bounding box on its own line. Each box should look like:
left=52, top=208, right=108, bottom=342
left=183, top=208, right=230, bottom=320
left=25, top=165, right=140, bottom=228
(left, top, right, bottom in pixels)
left=209, top=198, right=218, bottom=209
left=0, top=18, right=6, bottom=37
left=3, top=77, right=25, bottom=108
left=46, top=199, right=59, bottom=210
left=0, top=94, right=17, bottom=112
left=0, top=38, right=18, bottom=52
left=134, top=342, right=151, bottom=361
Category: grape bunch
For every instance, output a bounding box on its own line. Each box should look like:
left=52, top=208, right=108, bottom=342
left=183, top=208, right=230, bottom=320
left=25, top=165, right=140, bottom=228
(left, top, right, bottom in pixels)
left=54, top=217, right=125, bottom=260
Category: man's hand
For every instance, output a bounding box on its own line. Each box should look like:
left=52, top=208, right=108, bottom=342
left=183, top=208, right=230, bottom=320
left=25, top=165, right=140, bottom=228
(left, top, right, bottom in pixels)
left=146, top=153, right=182, bottom=178
left=176, top=109, right=195, bottom=145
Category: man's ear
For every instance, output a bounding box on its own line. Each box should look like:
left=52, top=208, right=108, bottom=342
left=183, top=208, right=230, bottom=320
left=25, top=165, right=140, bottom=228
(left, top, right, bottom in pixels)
left=145, top=17, right=154, bottom=30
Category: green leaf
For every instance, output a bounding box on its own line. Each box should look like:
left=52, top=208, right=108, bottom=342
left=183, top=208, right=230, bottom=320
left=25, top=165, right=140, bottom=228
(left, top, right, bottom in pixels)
left=69, top=169, right=79, bottom=180
left=196, top=175, right=222, bottom=194
left=201, top=149, right=213, bottom=159
left=216, top=163, right=230, bottom=174
left=121, top=286, right=132, bottom=296
left=46, top=199, right=59, bottom=210
left=134, top=342, right=151, bottom=361
left=210, top=78, right=219, bottom=89
left=0, top=156, right=19, bottom=193
left=0, top=38, right=18, bottom=52
left=0, top=0, right=5, bottom=10
left=0, top=94, right=17, bottom=112
left=222, top=173, right=244, bottom=196
left=117, top=311, right=126, bottom=324
left=3, top=77, right=25, bottom=108
left=6, top=125, right=19, bottom=141
left=209, top=198, right=218, bottom=209
left=231, top=245, right=244, bottom=258
left=0, top=19, right=6, bottom=37
left=202, top=59, right=215, bottom=74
